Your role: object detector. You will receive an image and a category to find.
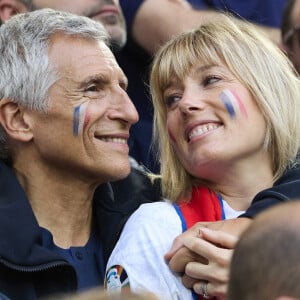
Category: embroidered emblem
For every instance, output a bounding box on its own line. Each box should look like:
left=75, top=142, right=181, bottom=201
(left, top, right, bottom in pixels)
left=105, top=265, right=130, bottom=291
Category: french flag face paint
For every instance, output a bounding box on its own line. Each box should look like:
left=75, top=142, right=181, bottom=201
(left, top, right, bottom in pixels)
left=219, top=89, right=248, bottom=119
left=73, top=103, right=89, bottom=136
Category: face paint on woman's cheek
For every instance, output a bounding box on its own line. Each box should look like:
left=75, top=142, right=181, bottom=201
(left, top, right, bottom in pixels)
left=73, top=103, right=89, bottom=136
left=167, top=126, right=177, bottom=144
left=219, top=89, right=248, bottom=119
left=230, top=90, right=248, bottom=118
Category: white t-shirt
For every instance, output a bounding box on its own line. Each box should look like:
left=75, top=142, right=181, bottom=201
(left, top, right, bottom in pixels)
left=105, top=200, right=244, bottom=300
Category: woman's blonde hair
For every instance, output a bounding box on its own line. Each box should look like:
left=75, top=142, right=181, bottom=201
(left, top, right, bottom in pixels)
left=150, top=14, right=300, bottom=202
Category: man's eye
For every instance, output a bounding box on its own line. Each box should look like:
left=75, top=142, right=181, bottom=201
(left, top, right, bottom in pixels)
left=119, top=81, right=128, bottom=91
left=85, top=85, right=98, bottom=92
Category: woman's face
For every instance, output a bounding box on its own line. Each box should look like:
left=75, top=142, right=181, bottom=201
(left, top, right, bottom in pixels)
left=163, top=63, right=268, bottom=180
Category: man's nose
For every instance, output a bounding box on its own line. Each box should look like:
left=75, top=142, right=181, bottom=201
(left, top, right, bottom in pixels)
left=116, top=90, right=139, bottom=125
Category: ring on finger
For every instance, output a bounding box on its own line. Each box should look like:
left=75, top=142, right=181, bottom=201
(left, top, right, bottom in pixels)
left=199, top=281, right=210, bottom=299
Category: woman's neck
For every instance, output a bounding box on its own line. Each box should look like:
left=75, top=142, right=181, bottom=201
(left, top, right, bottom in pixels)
left=206, top=157, right=274, bottom=211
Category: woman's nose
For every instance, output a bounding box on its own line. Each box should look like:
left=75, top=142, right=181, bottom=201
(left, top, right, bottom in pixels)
left=178, top=94, right=204, bottom=114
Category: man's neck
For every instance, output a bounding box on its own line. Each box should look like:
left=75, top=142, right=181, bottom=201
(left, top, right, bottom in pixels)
left=13, top=162, right=98, bottom=248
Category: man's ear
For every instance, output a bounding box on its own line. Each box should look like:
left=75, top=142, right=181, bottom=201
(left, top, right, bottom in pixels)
left=0, top=99, right=33, bottom=142
left=0, top=0, right=29, bottom=23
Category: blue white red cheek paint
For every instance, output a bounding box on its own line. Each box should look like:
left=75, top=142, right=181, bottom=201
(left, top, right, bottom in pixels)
left=73, top=103, right=89, bottom=136
left=219, top=89, right=248, bottom=119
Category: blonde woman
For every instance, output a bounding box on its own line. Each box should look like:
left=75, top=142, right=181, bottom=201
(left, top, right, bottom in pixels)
left=105, top=15, right=300, bottom=300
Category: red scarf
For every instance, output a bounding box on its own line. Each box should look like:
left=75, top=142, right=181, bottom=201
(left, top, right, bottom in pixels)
left=176, top=186, right=223, bottom=300
left=177, top=185, right=223, bottom=228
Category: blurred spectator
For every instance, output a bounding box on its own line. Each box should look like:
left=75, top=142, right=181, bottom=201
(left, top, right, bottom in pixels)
left=281, top=0, right=300, bottom=74
left=0, top=0, right=126, bottom=51
left=229, top=201, right=300, bottom=300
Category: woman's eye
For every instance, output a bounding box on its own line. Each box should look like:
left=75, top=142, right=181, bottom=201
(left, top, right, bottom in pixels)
left=204, top=75, right=221, bottom=86
left=164, top=95, right=181, bottom=108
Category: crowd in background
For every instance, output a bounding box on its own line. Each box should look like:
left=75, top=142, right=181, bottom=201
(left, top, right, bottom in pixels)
left=0, top=1, right=300, bottom=300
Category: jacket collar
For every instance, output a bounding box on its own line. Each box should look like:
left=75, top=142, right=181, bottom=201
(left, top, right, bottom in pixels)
left=0, top=160, right=113, bottom=267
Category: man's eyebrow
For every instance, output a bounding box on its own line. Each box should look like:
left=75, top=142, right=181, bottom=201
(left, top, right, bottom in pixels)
left=77, top=74, right=108, bottom=89
left=77, top=73, right=128, bottom=89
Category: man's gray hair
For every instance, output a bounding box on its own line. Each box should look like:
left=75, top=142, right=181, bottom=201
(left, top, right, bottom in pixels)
left=0, top=8, right=109, bottom=160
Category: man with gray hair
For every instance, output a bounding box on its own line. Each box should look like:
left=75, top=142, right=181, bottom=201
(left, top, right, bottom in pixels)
left=0, top=8, right=138, bottom=299
left=0, top=0, right=163, bottom=280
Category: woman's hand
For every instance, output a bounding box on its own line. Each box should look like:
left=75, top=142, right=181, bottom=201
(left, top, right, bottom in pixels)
left=165, top=218, right=251, bottom=299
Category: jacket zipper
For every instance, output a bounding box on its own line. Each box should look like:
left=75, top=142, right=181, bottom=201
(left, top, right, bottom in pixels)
left=0, top=257, right=71, bottom=273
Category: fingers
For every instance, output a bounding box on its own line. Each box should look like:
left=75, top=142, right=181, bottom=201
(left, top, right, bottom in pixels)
left=166, top=218, right=250, bottom=261
left=203, top=218, right=252, bottom=237
left=166, top=226, right=235, bottom=273
left=194, top=281, right=227, bottom=300
left=182, top=271, right=228, bottom=299
left=164, top=221, right=243, bottom=300
left=198, top=281, right=210, bottom=299
left=200, top=227, right=238, bottom=249
left=185, top=259, right=229, bottom=283
left=165, top=221, right=209, bottom=261
left=167, top=246, right=207, bottom=273
left=183, top=233, right=233, bottom=264
left=164, top=235, right=185, bottom=261
left=181, top=274, right=198, bottom=289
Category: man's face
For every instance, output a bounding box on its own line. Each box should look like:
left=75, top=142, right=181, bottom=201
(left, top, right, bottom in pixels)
left=33, top=0, right=126, bottom=49
left=26, top=34, right=138, bottom=184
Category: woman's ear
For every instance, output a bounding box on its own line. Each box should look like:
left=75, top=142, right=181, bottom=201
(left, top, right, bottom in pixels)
left=0, top=0, right=29, bottom=23
left=0, top=99, right=33, bottom=142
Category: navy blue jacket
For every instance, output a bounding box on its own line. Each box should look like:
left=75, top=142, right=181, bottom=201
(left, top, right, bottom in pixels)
left=241, top=166, right=300, bottom=218
left=0, top=161, right=161, bottom=300
left=0, top=161, right=78, bottom=299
